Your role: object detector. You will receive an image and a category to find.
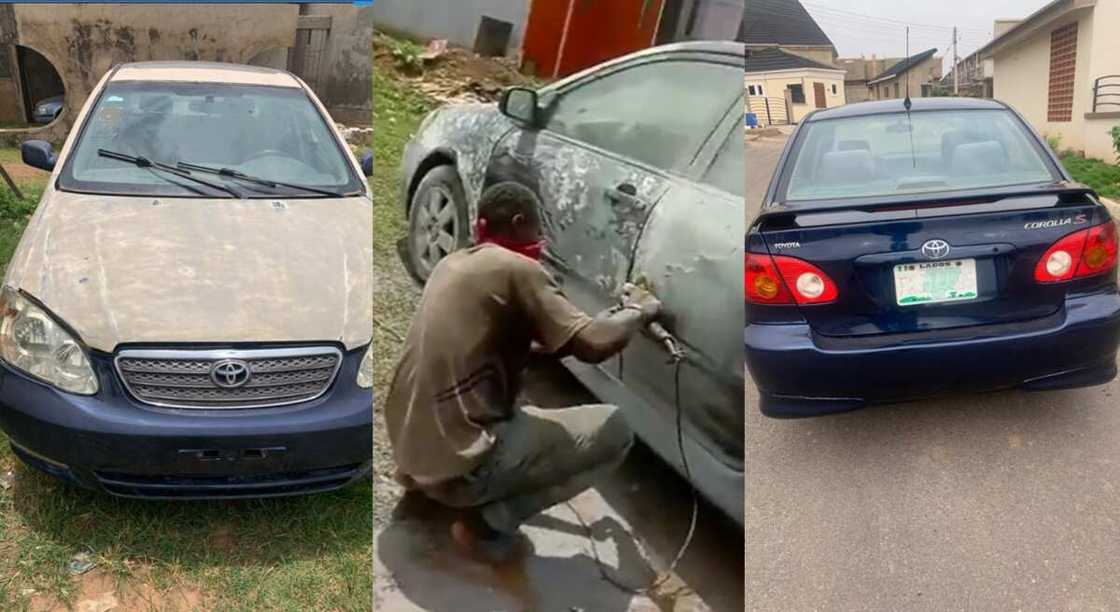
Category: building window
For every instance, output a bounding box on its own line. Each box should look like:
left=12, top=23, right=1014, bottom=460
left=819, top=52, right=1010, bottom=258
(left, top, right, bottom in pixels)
left=1047, top=22, right=1078, bottom=122
left=788, top=83, right=805, bottom=104
left=831, top=83, right=837, bottom=95
left=894, top=82, right=900, bottom=98
left=747, top=84, right=765, bottom=97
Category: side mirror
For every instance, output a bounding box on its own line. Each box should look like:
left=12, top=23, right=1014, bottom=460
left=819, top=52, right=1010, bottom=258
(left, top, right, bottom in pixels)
left=21, top=140, right=57, bottom=172
left=499, top=87, right=539, bottom=127
left=360, top=150, right=373, bottom=178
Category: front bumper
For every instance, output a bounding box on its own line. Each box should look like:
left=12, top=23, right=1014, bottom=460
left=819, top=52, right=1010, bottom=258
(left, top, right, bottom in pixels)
left=746, top=289, right=1120, bottom=417
left=0, top=346, right=372, bottom=499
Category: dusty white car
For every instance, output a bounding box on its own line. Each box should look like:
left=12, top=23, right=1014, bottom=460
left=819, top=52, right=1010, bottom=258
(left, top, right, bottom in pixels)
left=0, top=62, right=374, bottom=498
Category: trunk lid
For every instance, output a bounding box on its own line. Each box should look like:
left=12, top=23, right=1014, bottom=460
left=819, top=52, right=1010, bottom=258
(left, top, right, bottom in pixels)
left=756, top=190, right=1108, bottom=337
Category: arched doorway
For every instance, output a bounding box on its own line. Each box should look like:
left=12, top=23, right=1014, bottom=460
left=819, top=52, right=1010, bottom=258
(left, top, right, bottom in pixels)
left=12, top=45, right=65, bottom=126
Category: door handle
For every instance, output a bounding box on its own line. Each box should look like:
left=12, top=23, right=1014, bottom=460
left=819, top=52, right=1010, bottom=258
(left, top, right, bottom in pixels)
left=605, top=183, right=641, bottom=206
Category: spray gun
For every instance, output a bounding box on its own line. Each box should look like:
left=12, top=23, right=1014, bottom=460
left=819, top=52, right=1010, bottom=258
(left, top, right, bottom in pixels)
left=647, top=320, right=684, bottom=364
left=625, top=277, right=685, bottom=364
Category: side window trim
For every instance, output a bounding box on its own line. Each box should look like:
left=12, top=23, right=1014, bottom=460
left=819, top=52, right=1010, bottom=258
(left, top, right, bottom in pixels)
left=536, top=53, right=742, bottom=174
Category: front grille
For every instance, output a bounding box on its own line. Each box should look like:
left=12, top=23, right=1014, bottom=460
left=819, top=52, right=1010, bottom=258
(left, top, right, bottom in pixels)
left=115, top=347, right=342, bottom=409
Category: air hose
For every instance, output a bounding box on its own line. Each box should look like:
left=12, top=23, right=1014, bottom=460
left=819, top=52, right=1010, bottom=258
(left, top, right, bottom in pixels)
left=568, top=323, right=699, bottom=596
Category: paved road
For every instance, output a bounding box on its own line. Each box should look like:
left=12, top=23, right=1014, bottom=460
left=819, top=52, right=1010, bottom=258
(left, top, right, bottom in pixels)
left=746, top=133, right=785, bottom=223
left=746, top=135, right=1120, bottom=610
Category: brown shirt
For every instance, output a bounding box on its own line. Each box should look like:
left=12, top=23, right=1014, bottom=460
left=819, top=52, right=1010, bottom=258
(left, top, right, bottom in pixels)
left=384, top=244, right=594, bottom=484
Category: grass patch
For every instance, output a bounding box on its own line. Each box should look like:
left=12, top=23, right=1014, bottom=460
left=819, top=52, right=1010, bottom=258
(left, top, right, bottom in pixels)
left=1060, top=152, right=1120, bottom=200
left=370, top=63, right=434, bottom=527
left=0, top=448, right=373, bottom=611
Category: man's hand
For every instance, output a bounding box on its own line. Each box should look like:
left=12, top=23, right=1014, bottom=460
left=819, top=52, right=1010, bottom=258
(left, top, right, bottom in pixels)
left=619, top=283, right=663, bottom=323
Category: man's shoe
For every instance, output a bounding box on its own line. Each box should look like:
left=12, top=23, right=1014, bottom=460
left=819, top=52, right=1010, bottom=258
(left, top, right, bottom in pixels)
left=450, top=516, right=523, bottom=565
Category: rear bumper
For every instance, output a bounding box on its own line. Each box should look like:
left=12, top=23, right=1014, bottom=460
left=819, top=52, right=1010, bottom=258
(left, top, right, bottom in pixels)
left=0, top=348, right=372, bottom=499
left=746, top=289, right=1120, bottom=417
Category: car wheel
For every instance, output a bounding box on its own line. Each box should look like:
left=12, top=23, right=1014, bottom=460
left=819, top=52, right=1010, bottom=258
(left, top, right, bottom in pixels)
left=406, top=165, right=469, bottom=283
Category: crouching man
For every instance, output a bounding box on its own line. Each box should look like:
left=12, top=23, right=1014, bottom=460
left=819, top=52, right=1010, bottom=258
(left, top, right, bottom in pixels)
left=385, top=182, right=662, bottom=563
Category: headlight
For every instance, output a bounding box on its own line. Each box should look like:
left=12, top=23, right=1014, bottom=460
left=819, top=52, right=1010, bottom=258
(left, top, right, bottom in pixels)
left=0, top=287, right=98, bottom=395
left=356, top=344, right=373, bottom=389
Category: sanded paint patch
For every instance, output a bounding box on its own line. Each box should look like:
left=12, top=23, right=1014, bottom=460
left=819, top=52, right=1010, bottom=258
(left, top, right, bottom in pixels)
left=4, top=187, right=373, bottom=351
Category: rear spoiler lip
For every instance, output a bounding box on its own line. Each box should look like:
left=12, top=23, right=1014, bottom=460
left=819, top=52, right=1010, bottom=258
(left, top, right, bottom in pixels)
left=752, top=182, right=1099, bottom=229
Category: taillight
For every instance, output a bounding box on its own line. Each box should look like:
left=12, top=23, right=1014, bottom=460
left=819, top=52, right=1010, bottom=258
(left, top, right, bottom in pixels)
left=746, top=252, right=793, bottom=304
left=746, top=252, right=838, bottom=305
left=1035, top=221, right=1118, bottom=283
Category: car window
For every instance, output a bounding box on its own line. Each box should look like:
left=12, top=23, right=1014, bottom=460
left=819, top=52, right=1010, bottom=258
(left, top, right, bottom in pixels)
left=543, top=59, right=740, bottom=172
left=702, top=125, right=744, bottom=197
left=784, top=109, right=1057, bottom=201
left=59, top=81, right=361, bottom=198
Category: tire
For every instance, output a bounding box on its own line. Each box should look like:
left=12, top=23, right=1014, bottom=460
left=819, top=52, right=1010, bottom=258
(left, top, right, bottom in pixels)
left=405, top=165, right=470, bottom=284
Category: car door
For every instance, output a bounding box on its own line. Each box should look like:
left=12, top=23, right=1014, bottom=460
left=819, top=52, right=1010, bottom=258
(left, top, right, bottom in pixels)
left=484, top=48, right=744, bottom=337
left=623, top=98, right=746, bottom=471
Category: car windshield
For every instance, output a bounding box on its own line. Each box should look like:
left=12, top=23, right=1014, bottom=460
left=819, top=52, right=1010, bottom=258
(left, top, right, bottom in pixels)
left=783, top=109, right=1058, bottom=202
left=60, top=81, right=362, bottom=198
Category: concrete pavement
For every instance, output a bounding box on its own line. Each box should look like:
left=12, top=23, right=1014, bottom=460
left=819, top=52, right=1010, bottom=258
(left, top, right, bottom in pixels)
left=746, top=134, right=1120, bottom=610
left=375, top=361, right=744, bottom=612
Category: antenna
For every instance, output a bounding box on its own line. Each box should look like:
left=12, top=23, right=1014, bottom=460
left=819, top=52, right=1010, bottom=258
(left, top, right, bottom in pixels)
left=904, top=26, right=912, bottom=111
left=904, top=26, right=916, bottom=168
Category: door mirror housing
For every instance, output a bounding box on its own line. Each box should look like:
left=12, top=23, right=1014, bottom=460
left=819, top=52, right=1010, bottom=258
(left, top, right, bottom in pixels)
left=499, top=87, right=540, bottom=127
left=21, top=140, right=57, bottom=172
left=360, top=150, right=373, bottom=178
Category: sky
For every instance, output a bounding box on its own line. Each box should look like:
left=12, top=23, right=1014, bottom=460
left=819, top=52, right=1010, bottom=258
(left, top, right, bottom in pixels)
left=800, top=0, right=1050, bottom=70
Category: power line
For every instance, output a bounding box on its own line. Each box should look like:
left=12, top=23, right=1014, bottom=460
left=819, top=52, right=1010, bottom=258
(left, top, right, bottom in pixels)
left=800, top=1, right=993, bottom=35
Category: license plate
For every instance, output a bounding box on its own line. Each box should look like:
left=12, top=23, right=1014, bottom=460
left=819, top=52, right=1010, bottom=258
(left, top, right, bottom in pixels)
left=893, top=258, right=978, bottom=306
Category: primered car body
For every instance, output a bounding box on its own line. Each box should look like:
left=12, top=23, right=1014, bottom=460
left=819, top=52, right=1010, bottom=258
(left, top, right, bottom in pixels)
left=0, top=62, right=375, bottom=498
left=746, top=98, right=1120, bottom=417
left=398, top=42, right=745, bottom=524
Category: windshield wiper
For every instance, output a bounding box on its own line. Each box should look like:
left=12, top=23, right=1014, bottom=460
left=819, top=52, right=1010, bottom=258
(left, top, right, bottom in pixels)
left=98, top=150, right=242, bottom=198
left=176, top=161, right=344, bottom=197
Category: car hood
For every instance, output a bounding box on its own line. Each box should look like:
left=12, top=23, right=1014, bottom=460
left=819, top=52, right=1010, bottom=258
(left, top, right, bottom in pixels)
left=4, top=189, right=372, bottom=352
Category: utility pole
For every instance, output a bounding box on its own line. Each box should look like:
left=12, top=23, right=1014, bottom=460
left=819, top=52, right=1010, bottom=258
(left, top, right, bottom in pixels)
left=953, top=26, right=960, bottom=95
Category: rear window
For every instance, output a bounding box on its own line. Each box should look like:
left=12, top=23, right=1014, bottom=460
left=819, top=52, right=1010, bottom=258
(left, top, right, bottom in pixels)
left=783, top=109, right=1058, bottom=202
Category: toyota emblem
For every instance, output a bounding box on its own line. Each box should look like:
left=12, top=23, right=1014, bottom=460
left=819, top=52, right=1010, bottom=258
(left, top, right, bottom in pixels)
left=921, top=239, right=951, bottom=260
left=210, top=359, right=251, bottom=388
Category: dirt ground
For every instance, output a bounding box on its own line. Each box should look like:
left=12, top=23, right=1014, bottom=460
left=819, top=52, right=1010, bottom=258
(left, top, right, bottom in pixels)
left=370, top=35, right=744, bottom=612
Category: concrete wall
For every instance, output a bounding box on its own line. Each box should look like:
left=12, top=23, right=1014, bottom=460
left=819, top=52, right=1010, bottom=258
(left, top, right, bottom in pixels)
left=0, top=6, right=21, bottom=124
left=687, top=0, right=746, bottom=41
left=5, top=4, right=299, bottom=145
left=372, top=0, right=530, bottom=59
left=992, top=10, right=1095, bottom=155
left=782, top=45, right=836, bottom=66
left=747, top=68, right=846, bottom=123
left=301, top=5, right=373, bottom=126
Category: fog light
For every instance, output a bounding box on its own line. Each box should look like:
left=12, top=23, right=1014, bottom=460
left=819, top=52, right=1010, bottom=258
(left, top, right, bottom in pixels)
left=796, top=273, right=825, bottom=299
left=754, top=275, right=779, bottom=299
left=1046, top=250, right=1072, bottom=277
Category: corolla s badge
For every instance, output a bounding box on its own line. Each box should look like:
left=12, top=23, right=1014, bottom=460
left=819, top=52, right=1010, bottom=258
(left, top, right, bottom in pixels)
left=921, top=239, right=951, bottom=260
left=210, top=359, right=252, bottom=389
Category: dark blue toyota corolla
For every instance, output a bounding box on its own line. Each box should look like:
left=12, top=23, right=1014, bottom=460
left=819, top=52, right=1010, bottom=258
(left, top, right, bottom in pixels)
left=746, top=98, right=1120, bottom=417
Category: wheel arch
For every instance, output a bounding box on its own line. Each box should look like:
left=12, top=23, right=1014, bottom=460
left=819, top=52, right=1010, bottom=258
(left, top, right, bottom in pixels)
left=405, top=149, right=463, bottom=217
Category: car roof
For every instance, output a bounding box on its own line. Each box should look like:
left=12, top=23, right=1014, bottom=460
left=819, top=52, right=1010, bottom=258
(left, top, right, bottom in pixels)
left=650, top=40, right=744, bottom=56
left=110, top=62, right=302, bottom=88
left=806, top=97, right=1009, bottom=122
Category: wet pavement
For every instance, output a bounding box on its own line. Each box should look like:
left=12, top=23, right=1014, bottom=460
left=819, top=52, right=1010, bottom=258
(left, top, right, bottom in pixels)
left=746, top=134, right=1120, bottom=610
left=374, top=361, right=744, bottom=612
